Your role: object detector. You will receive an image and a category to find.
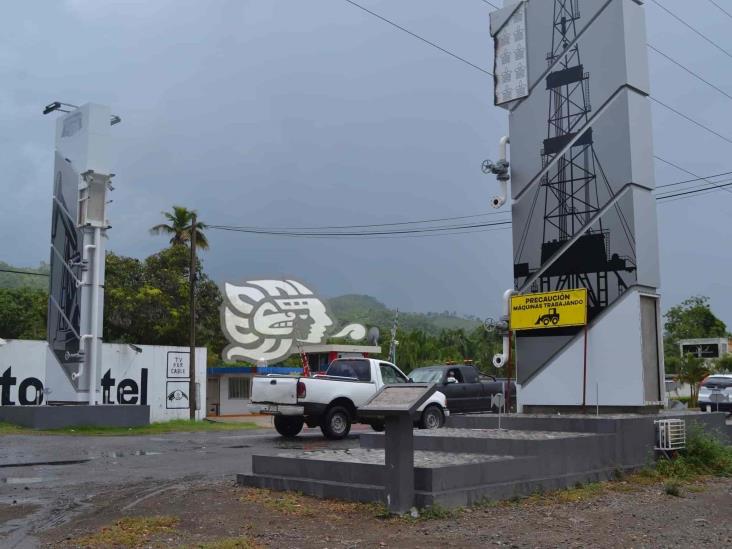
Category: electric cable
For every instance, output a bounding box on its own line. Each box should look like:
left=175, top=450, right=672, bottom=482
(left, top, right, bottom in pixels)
left=342, top=0, right=492, bottom=76
left=478, top=0, right=500, bottom=9
left=649, top=0, right=732, bottom=60
left=654, top=155, right=732, bottom=196
left=707, top=0, right=732, bottom=20
left=0, top=268, right=49, bottom=277
left=647, top=44, right=732, bottom=102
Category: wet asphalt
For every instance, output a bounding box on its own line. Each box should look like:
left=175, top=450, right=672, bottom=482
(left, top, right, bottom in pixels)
left=0, top=425, right=361, bottom=548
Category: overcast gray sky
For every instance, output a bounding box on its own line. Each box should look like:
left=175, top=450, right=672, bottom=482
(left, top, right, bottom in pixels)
left=1, top=0, right=731, bottom=326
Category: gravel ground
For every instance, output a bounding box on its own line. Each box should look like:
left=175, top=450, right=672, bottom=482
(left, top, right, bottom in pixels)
left=40, top=475, right=732, bottom=548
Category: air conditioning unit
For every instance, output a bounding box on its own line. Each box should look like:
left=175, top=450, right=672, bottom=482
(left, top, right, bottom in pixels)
left=654, top=418, right=686, bottom=451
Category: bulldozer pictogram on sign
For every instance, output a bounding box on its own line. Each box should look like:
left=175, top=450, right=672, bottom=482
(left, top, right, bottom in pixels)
left=535, top=308, right=560, bottom=326
left=509, top=288, right=587, bottom=331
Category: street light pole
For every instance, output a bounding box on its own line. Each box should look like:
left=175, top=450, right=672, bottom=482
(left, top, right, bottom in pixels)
left=189, top=213, right=197, bottom=420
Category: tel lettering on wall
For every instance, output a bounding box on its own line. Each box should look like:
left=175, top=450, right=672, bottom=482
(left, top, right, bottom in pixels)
left=510, top=288, right=588, bottom=331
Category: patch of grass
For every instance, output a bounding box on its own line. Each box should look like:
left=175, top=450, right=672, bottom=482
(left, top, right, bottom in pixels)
left=0, top=419, right=258, bottom=436
left=77, top=515, right=178, bottom=547
left=191, top=536, right=261, bottom=549
left=0, top=422, right=26, bottom=435
left=239, top=488, right=314, bottom=517
left=664, top=479, right=682, bottom=497
left=416, top=503, right=460, bottom=520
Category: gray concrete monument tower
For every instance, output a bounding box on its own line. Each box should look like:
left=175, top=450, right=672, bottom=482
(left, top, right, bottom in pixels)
left=44, top=102, right=118, bottom=404
left=489, top=0, right=664, bottom=411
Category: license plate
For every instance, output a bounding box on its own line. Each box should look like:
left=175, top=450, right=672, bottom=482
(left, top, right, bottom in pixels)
left=262, top=405, right=279, bottom=414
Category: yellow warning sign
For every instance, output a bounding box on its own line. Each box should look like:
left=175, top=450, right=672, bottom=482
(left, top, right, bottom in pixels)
left=509, top=288, right=588, bottom=331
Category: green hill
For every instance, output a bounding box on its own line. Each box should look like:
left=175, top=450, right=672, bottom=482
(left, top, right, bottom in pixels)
left=0, top=261, right=49, bottom=291
left=327, top=294, right=480, bottom=335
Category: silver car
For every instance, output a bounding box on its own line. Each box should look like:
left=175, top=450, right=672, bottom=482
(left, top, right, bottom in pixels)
left=698, top=374, right=732, bottom=414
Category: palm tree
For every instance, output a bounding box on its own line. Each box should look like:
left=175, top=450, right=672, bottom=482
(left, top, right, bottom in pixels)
left=150, top=206, right=209, bottom=250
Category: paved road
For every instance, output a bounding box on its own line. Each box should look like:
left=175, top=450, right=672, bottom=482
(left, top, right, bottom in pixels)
left=0, top=425, right=361, bottom=548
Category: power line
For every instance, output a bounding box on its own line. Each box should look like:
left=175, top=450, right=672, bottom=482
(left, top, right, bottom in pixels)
left=210, top=209, right=509, bottom=232
left=339, top=0, right=732, bottom=152
left=657, top=179, right=732, bottom=200
left=209, top=218, right=513, bottom=237
left=647, top=43, right=732, bottom=102
left=650, top=96, right=732, bottom=146
left=655, top=168, right=732, bottom=189
left=649, top=0, right=732, bottom=60
left=707, top=0, right=732, bottom=20
left=478, top=0, right=499, bottom=9
left=341, top=0, right=493, bottom=76
left=653, top=155, right=732, bottom=196
left=0, top=268, right=49, bottom=277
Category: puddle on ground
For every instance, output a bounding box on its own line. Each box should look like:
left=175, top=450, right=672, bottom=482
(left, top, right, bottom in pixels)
left=1, top=477, right=45, bottom=485
left=99, top=450, right=162, bottom=458
left=0, top=459, right=90, bottom=469
left=225, top=445, right=251, bottom=449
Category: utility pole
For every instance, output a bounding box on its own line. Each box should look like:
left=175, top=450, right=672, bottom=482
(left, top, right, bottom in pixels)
left=189, top=213, right=197, bottom=420
left=388, top=309, right=399, bottom=364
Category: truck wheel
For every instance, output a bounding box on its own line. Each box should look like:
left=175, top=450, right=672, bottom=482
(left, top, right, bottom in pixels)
left=274, top=415, right=304, bottom=438
left=420, top=405, right=444, bottom=429
left=320, top=406, right=351, bottom=440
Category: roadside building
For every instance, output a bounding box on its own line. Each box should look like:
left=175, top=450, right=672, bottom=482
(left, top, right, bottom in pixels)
left=205, top=343, right=381, bottom=417
left=677, top=338, right=731, bottom=360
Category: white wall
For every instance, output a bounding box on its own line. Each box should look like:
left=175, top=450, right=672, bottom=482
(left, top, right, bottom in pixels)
left=518, top=289, right=655, bottom=408
left=0, top=339, right=206, bottom=422
left=216, top=374, right=256, bottom=415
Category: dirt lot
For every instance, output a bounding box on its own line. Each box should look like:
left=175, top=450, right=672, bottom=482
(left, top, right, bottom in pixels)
left=40, top=475, right=732, bottom=548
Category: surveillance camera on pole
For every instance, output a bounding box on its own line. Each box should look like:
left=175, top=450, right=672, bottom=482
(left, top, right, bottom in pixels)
left=482, top=136, right=510, bottom=209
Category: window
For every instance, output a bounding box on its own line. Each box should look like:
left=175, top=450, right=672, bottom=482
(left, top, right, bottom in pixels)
left=380, top=363, right=407, bottom=384
left=409, top=368, right=443, bottom=383
left=326, top=359, right=371, bottom=381
left=229, top=377, right=250, bottom=399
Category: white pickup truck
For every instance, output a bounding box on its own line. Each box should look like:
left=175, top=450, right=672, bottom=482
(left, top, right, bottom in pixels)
left=251, top=358, right=449, bottom=439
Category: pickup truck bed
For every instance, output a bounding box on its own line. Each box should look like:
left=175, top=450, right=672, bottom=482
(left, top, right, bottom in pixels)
left=251, top=358, right=449, bottom=439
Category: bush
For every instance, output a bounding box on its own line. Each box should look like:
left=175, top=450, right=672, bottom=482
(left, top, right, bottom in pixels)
left=664, top=480, right=682, bottom=497
left=657, top=426, right=732, bottom=479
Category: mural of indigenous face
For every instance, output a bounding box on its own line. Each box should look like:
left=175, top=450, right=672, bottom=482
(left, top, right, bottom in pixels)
left=221, top=279, right=366, bottom=364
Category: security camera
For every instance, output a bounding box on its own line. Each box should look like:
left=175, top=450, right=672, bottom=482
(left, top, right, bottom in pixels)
left=491, top=195, right=506, bottom=209
left=492, top=353, right=507, bottom=368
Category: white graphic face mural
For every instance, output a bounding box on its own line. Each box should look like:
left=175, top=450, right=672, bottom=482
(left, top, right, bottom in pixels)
left=221, top=279, right=366, bottom=364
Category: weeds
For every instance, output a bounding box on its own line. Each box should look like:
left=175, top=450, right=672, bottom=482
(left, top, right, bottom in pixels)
left=192, top=536, right=261, bottom=549
left=656, top=427, right=732, bottom=480
left=77, top=515, right=178, bottom=547
left=417, top=503, right=460, bottom=520
left=664, top=480, right=682, bottom=497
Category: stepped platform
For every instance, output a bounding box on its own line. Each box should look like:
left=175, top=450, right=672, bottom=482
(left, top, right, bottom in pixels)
left=238, top=411, right=729, bottom=510
left=360, top=428, right=617, bottom=475
left=238, top=447, right=618, bottom=508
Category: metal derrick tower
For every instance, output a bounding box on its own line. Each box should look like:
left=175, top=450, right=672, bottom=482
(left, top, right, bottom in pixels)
left=518, top=0, right=635, bottom=318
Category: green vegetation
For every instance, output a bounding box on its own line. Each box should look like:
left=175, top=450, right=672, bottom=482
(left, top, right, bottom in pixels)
left=0, top=261, right=48, bottom=290
left=150, top=205, right=209, bottom=249
left=192, top=537, right=261, bottom=549
left=0, top=419, right=258, bottom=436
left=663, top=295, right=728, bottom=371
left=76, top=515, right=178, bottom=548
left=328, top=294, right=481, bottom=335
left=656, top=426, right=732, bottom=479
left=674, top=354, right=711, bottom=407
left=0, top=287, right=47, bottom=339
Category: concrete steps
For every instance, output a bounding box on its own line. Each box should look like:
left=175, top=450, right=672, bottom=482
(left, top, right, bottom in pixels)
left=360, top=428, right=618, bottom=477
left=237, top=446, right=618, bottom=508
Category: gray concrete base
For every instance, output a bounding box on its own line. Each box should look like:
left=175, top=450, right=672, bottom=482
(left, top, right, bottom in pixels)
left=0, top=405, right=150, bottom=429
left=238, top=411, right=730, bottom=510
